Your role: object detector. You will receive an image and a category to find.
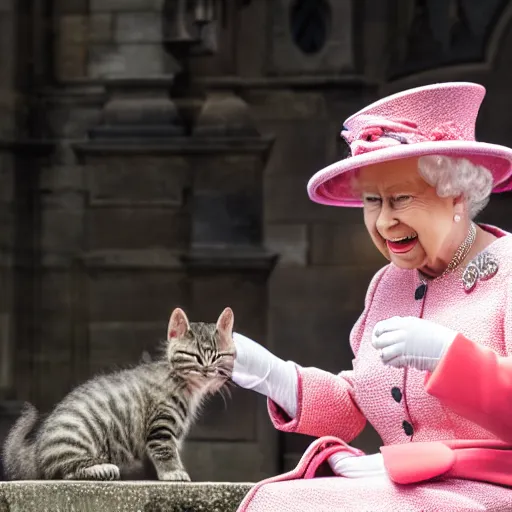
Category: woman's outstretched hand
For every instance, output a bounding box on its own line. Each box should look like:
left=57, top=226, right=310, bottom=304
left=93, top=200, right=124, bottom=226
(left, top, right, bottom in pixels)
left=328, top=452, right=387, bottom=479
left=372, top=316, right=457, bottom=372
left=232, top=332, right=298, bottom=419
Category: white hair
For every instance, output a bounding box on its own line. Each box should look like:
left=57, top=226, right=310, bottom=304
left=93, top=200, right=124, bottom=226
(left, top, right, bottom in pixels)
left=417, top=155, right=493, bottom=219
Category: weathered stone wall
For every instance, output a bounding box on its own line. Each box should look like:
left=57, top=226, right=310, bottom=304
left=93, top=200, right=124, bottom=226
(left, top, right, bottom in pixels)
left=55, top=0, right=175, bottom=81
left=2, top=0, right=512, bottom=484
left=0, top=0, right=17, bottom=406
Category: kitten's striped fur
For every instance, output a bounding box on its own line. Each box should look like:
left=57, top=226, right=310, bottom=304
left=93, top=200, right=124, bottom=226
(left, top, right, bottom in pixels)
left=3, top=307, right=235, bottom=481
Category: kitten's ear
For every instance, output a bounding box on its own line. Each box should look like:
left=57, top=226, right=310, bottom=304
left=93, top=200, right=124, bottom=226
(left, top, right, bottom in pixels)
left=216, top=307, right=234, bottom=350
left=168, top=308, right=190, bottom=341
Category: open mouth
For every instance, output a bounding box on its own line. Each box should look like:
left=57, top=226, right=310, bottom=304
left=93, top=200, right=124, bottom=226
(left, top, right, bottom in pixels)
left=386, top=233, right=418, bottom=254
left=388, top=234, right=417, bottom=244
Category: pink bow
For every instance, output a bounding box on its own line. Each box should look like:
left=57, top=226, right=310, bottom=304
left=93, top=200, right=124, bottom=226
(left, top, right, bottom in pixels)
left=341, top=115, right=463, bottom=157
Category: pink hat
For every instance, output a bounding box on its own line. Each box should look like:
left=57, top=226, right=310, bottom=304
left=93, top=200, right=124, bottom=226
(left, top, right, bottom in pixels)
left=307, top=82, right=512, bottom=207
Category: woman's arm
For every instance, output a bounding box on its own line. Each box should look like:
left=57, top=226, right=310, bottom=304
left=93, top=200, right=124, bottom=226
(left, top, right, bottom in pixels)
left=423, top=274, right=512, bottom=443
left=424, top=333, right=512, bottom=443
left=267, top=366, right=366, bottom=442
left=362, top=271, right=512, bottom=485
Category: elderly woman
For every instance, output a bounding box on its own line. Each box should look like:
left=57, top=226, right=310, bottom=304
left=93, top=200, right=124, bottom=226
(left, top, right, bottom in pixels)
left=232, top=83, right=512, bottom=511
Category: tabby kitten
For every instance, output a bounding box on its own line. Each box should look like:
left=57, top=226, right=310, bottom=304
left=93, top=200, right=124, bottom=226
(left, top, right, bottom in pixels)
left=3, top=307, right=235, bottom=481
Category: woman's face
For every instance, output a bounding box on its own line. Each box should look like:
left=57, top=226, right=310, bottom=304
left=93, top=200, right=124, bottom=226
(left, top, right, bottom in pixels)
left=357, top=157, right=466, bottom=276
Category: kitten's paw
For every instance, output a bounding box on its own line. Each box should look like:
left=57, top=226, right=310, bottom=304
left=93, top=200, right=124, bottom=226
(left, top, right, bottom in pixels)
left=82, top=463, right=120, bottom=481
left=159, top=469, right=191, bottom=482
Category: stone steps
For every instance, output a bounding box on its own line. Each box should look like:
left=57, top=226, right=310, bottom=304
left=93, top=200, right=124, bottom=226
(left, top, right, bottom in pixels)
left=0, top=481, right=253, bottom=512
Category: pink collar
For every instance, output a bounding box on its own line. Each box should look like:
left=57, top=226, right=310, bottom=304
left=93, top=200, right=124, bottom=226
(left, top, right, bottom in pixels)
left=478, top=223, right=509, bottom=238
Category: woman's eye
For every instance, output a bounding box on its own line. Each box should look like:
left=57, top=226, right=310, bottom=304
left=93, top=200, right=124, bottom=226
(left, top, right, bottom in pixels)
left=363, top=196, right=381, bottom=203
left=394, top=195, right=411, bottom=202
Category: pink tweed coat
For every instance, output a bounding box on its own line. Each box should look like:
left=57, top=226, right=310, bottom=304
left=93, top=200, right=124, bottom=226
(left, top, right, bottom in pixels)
left=237, top=224, right=512, bottom=512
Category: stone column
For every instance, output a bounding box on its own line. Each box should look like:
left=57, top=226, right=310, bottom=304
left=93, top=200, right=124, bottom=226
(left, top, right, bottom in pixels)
left=0, top=0, right=17, bottom=397
left=0, top=0, right=16, bottom=402
left=88, top=0, right=176, bottom=79
left=178, top=98, right=277, bottom=481
left=0, top=0, right=57, bottom=456
left=73, top=122, right=278, bottom=482
left=63, top=0, right=279, bottom=482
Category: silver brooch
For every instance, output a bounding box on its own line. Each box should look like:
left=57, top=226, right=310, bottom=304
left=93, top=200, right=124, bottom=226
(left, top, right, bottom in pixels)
left=462, top=252, right=499, bottom=292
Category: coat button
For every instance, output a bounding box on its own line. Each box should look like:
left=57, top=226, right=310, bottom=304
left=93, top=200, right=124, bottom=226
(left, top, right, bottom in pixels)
left=415, top=283, right=426, bottom=300
left=391, top=387, right=402, bottom=403
left=402, top=420, right=414, bottom=436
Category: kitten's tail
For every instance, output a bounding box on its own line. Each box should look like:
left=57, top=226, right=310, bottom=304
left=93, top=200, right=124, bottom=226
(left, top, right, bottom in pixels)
left=2, top=402, right=39, bottom=480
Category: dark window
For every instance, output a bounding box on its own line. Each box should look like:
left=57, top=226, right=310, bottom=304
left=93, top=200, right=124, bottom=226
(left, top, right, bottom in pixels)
left=290, top=0, right=331, bottom=54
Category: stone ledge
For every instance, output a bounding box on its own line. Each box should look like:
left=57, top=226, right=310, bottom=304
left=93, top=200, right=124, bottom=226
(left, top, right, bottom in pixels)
left=181, top=247, right=278, bottom=271
left=200, top=74, right=376, bottom=90
left=72, top=137, right=275, bottom=155
left=0, top=481, right=253, bottom=512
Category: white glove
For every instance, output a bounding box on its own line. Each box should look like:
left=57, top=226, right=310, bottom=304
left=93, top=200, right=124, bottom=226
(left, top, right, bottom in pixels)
left=328, top=452, right=387, bottom=478
left=372, top=316, right=457, bottom=372
left=232, top=332, right=298, bottom=419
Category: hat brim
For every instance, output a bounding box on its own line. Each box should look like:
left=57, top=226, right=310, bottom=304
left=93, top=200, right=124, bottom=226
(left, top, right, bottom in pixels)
left=307, top=140, right=512, bottom=207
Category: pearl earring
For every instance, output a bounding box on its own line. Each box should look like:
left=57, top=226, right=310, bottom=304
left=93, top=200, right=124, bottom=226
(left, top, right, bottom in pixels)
left=454, top=214, right=461, bottom=223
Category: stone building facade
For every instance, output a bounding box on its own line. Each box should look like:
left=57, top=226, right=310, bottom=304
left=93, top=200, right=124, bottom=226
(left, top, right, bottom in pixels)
left=1, top=0, right=512, bottom=481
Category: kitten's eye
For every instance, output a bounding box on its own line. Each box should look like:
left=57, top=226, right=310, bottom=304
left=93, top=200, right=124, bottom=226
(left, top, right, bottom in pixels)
left=212, top=352, right=234, bottom=363
left=193, top=354, right=205, bottom=365
left=172, top=350, right=205, bottom=366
